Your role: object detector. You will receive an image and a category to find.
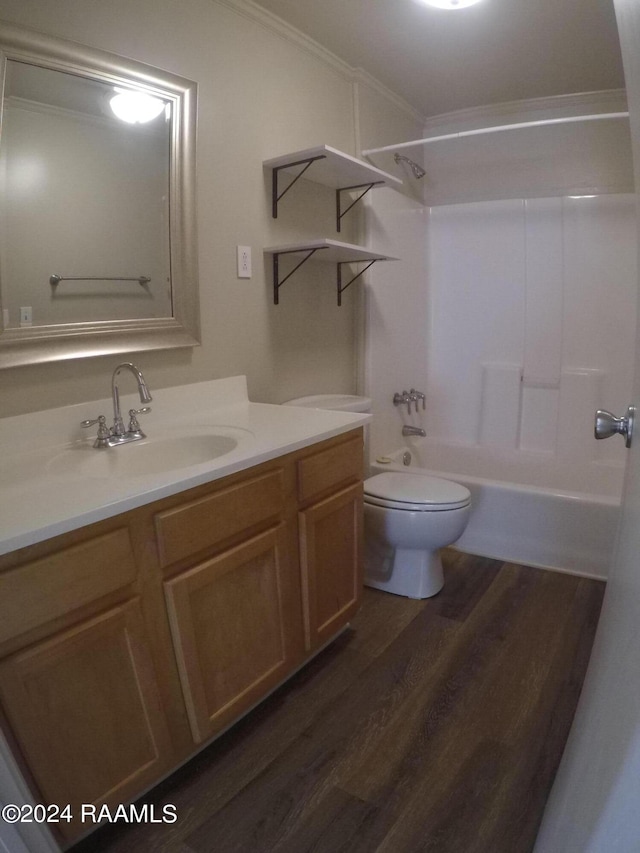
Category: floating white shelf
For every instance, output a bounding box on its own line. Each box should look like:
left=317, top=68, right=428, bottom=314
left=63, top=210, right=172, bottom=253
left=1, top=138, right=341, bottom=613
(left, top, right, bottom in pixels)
left=263, top=145, right=402, bottom=231
left=264, top=145, right=402, bottom=190
left=264, top=239, right=398, bottom=306
left=264, top=239, right=396, bottom=263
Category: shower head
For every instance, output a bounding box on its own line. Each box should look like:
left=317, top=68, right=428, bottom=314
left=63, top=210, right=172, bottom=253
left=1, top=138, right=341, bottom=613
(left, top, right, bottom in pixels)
left=394, top=153, right=426, bottom=179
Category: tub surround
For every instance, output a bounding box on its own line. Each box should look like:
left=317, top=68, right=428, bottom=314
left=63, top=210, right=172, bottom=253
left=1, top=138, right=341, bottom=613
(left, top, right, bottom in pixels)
left=364, top=192, right=635, bottom=510
left=0, top=375, right=370, bottom=556
left=424, top=196, right=635, bottom=485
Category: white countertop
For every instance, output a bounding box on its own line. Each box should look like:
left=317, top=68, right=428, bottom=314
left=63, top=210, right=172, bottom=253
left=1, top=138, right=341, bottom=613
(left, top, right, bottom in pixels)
left=0, top=376, right=369, bottom=556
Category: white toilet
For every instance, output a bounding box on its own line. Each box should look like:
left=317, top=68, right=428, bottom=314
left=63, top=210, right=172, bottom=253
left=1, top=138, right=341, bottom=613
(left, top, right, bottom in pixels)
left=283, top=394, right=471, bottom=599
left=363, top=472, right=471, bottom=599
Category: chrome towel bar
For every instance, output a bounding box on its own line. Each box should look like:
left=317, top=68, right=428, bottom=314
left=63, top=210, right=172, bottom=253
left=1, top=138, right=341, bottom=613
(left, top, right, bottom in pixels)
left=49, top=274, right=151, bottom=286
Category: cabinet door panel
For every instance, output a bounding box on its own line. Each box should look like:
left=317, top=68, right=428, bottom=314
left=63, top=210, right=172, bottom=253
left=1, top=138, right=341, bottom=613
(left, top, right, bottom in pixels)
left=299, top=483, right=363, bottom=651
left=0, top=599, right=172, bottom=840
left=164, top=525, right=298, bottom=744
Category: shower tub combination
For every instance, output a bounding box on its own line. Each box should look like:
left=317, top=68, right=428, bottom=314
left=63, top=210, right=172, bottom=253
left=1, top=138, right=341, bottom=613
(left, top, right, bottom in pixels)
left=370, top=440, right=622, bottom=580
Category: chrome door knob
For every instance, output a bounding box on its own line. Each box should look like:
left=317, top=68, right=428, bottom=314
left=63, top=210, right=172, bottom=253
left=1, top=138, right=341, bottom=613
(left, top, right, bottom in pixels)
left=594, top=406, right=635, bottom=448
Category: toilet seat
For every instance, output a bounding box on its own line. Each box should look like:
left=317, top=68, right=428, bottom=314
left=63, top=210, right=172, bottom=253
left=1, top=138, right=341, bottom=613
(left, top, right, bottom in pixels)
left=364, top=472, right=471, bottom=512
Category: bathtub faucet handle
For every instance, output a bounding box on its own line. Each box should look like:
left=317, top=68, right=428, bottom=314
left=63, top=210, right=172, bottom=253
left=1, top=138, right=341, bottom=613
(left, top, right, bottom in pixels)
left=393, top=390, right=413, bottom=414
left=410, top=388, right=426, bottom=411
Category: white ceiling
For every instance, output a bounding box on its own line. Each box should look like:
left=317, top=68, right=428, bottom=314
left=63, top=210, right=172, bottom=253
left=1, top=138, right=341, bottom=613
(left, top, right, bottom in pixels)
left=251, top=0, right=625, bottom=118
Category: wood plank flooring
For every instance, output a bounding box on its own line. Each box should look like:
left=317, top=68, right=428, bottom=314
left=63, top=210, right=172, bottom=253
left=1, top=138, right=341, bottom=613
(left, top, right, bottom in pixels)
left=72, top=551, right=605, bottom=853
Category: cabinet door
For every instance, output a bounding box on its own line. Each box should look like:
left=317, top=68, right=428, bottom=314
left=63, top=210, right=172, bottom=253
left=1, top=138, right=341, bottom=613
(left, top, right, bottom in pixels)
left=0, top=600, right=172, bottom=841
left=164, top=524, right=300, bottom=744
left=299, top=482, right=363, bottom=651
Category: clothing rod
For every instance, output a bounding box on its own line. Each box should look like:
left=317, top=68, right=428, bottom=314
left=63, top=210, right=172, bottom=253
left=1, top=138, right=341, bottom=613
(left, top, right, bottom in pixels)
left=361, top=112, right=630, bottom=156
left=49, top=274, right=151, bottom=286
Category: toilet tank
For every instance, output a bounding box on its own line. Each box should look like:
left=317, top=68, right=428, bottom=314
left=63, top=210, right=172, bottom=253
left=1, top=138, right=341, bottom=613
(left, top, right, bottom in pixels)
left=283, top=394, right=372, bottom=473
left=282, top=394, right=372, bottom=413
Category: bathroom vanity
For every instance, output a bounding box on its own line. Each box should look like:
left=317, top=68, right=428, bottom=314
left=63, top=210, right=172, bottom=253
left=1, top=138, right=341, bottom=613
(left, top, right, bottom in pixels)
left=0, top=377, right=367, bottom=844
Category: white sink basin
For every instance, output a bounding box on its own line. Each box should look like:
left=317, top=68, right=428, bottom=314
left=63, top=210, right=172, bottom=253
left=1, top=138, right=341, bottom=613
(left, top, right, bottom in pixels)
left=48, top=431, right=240, bottom=478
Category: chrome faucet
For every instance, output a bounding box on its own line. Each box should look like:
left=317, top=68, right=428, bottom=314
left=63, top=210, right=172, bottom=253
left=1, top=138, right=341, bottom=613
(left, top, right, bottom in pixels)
left=111, top=362, right=152, bottom=437
left=81, top=362, right=152, bottom=448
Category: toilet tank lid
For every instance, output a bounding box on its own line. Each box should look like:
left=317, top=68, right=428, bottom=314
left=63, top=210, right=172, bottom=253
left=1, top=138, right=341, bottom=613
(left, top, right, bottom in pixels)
left=283, top=394, right=372, bottom=413
left=364, top=472, right=470, bottom=507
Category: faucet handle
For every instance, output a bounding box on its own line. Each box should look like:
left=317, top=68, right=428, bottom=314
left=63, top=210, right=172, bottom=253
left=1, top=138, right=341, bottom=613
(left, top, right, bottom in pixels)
left=410, top=388, right=426, bottom=410
left=393, top=390, right=414, bottom=414
left=81, top=415, right=105, bottom=428
left=128, top=407, right=151, bottom=435
left=81, top=415, right=111, bottom=448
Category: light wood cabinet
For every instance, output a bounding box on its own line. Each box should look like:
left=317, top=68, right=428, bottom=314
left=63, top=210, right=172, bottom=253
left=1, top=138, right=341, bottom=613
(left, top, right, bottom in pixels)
left=0, top=429, right=363, bottom=843
left=165, top=523, right=300, bottom=743
left=296, top=433, right=364, bottom=651
left=0, top=526, right=138, bottom=647
left=299, top=482, right=363, bottom=651
left=0, top=600, right=172, bottom=841
left=154, top=469, right=286, bottom=569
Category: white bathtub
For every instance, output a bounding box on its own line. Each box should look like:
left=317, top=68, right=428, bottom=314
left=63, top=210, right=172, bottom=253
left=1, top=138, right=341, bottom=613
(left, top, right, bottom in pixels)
left=370, top=446, right=621, bottom=580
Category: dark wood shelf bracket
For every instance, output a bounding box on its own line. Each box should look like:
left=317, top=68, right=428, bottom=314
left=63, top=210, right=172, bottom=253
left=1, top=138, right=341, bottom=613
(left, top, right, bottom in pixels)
left=272, top=155, right=327, bottom=219
left=336, top=182, right=384, bottom=232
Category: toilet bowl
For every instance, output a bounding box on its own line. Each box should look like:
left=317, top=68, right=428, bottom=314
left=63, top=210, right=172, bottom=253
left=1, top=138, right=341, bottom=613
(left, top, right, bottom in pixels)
left=282, top=394, right=471, bottom=599
left=364, top=472, right=471, bottom=599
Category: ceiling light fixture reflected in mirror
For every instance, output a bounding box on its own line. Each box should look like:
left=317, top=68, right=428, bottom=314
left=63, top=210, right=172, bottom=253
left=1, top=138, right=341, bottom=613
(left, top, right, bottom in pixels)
left=109, top=88, right=166, bottom=124
left=418, top=0, right=484, bottom=9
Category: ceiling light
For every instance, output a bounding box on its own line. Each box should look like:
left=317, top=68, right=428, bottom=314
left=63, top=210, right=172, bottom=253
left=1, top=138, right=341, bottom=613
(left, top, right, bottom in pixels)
left=418, top=0, right=484, bottom=9
left=109, top=88, right=165, bottom=124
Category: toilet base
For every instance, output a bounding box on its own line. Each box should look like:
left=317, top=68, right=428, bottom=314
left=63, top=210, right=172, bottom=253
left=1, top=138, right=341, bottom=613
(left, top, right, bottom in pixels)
left=364, top=546, right=444, bottom=599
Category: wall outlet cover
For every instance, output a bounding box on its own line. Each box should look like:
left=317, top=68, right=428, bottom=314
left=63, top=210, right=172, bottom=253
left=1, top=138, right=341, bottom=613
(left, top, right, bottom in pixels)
left=237, top=245, right=252, bottom=278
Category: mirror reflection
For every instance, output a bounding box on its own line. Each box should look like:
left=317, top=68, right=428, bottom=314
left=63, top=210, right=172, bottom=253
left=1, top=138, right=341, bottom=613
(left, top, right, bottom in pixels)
left=0, top=20, right=199, bottom=368
left=0, top=60, right=172, bottom=328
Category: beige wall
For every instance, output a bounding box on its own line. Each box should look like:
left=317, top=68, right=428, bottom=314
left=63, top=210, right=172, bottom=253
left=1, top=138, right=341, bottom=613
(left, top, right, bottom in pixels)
left=0, top=0, right=423, bottom=416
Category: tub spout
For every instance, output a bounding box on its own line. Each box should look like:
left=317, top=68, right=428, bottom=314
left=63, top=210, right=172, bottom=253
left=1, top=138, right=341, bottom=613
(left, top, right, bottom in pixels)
left=402, top=425, right=426, bottom=437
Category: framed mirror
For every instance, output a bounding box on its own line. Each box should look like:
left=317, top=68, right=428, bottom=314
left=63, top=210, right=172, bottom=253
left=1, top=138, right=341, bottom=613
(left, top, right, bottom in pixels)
left=0, top=21, right=199, bottom=368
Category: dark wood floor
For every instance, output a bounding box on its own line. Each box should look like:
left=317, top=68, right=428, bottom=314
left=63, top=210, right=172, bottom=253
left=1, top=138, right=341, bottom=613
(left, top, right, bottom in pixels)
left=73, top=551, right=605, bottom=853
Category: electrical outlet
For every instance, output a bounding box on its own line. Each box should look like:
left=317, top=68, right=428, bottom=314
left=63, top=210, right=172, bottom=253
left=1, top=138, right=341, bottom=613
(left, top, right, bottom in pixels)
left=19, top=306, right=32, bottom=327
left=237, top=245, right=252, bottom=279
